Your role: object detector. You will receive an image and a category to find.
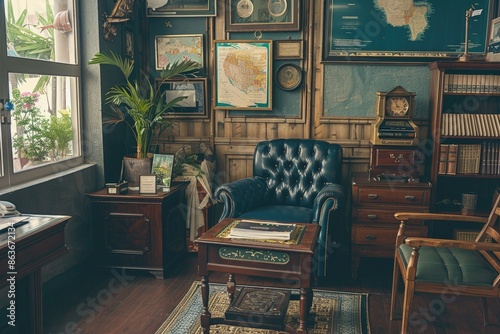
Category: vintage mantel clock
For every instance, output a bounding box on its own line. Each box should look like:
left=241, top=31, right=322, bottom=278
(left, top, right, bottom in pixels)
left=369, top=86, right=420, bottom=180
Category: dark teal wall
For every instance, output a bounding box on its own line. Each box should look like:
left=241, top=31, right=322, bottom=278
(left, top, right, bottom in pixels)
left=323, top=64, right=431, bottom=119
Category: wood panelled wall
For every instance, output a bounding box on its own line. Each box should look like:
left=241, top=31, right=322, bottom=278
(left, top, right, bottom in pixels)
left=152, top=0, right=429, bottom=191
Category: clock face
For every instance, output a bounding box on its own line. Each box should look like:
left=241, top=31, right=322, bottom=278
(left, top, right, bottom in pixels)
left=385, top=96, right=409, bottom=116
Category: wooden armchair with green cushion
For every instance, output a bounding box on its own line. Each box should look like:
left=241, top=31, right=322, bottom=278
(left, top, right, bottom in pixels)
left=390, top=195, right=500, bottom=334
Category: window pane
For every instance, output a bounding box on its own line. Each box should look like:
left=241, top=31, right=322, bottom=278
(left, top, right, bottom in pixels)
left=5, top=0, right=76, bottom=64
left=9, top=73, right=79, bottom=172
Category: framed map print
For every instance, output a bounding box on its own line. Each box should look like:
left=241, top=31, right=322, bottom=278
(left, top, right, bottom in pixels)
left=214, top=40, right=273, bottom=110
left=323, top=0, right=493, bottom=62
left=155, top=34, right=204, bottom=70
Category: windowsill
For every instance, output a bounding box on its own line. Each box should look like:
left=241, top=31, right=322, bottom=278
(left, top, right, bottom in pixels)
left=0, top=163, right=96, bottom=196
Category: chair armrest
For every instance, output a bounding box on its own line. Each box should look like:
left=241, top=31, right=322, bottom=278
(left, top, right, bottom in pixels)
left=404, top=237, right=500, bottom=252
left=311, top=183, right=345, bottom=277
left=312, top=183, right=345, bottom=224
left=395, top=212, right=488, bottom=224
left=214, top=177, right=268, bottom=219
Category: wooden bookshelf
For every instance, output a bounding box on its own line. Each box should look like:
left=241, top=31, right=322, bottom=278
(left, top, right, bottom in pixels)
left=428, top=62, right=500, bottom=222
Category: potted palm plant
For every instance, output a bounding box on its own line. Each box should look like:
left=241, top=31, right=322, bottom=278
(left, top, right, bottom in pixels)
left=88, top=51, right=199, bottom=182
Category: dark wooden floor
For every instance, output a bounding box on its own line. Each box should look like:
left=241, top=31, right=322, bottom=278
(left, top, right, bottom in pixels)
left=36, top=253, right=500, bottom=334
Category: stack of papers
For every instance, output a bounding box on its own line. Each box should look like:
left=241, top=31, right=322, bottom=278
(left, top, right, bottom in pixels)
left=0, top=216, right=30, bottom=232
left=229, top=220, right=296, bottom=240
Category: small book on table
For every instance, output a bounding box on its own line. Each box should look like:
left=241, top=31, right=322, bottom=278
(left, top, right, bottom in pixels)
left=228, top=220, right=296, bottom=240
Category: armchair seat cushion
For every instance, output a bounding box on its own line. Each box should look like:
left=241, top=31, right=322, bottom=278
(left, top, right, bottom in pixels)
left=398, top=244, right=496, bottom=286
left=239, top=205, right=313, bottom=224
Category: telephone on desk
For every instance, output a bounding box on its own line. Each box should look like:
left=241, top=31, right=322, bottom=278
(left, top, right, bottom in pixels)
left=0, top=201, right=29, bottom=232
left=0, top=201, right=21, bottom=217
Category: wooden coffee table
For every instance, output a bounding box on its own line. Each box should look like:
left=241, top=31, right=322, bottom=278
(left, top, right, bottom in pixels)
left=196, top=218, right=319, bottom=334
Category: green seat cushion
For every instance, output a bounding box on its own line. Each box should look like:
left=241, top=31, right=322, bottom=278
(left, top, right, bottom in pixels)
left=398, top=244, right=497, bottom=286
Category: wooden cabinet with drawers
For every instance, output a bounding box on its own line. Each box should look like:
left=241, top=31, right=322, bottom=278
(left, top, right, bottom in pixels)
left=87, top=182, right=188, bottom=279
left=350, top=172, right=431, bottom=279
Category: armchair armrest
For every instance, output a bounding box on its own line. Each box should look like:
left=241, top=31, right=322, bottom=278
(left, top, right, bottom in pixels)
left=404, top=237, right=500, bottom=252
left=312, top=183, right=345, bottom=224
left=214, top=177, right=268, bottom=219
left=312, top=183, right=345, bottom=277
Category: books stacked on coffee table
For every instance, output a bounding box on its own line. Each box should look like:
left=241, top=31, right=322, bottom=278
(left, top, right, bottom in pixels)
left=229, top=220, right=296, bottom=241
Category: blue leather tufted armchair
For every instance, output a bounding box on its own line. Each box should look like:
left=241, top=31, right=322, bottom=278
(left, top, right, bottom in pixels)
left=214, top=139, right=345, bottom=277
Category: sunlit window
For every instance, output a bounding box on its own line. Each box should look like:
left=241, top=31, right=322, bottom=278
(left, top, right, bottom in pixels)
left=1, top=0, right=82, bottom=188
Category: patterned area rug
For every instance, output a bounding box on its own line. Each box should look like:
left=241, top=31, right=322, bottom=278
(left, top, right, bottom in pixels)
left=155, top=282, right=370, bottom=334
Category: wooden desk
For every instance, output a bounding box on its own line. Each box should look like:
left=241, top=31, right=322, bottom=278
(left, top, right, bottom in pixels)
left=0, top=215, right=70, bottom=334
left=87, top=182, right=188, bottom=279
left=196, top=218, right=319, bottom=334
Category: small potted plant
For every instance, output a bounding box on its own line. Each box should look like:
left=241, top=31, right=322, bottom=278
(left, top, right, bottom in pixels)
left=88, top=51, right=199, bottom=182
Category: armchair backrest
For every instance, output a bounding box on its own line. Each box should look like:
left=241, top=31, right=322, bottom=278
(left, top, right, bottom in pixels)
left=253, top=139, right=342, bottom=208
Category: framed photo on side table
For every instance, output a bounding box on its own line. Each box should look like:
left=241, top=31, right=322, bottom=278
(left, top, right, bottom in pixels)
left=226, top=0, right=300, bottom=32
left=155, top=34, right=204, bottom=71
left=214, top=40, right=272, bottom=110
left=139, top=175, right=157, bottom=194
left=151, top=154, right=174, bottom=188
left=146, top=0, right=217, bottom=17
left=157, top=78, right=208, bottom=118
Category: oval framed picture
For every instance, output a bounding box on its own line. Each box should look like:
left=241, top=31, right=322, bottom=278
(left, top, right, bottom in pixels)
left=276, top=63, right=303, bottom=91
left=268, top=0, right=287, bottom=17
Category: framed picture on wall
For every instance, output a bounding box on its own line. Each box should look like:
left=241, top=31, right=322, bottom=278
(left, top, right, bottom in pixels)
left=155, top=34, right=204, bottom=70
left=146, top=0, right=216, bottom=17
left=486, top=16, right=500, bottom=60
left=157, top=78, right=208, bottom=118
left=214, top=40, right=272, bottom=110
left=226, top=0, right=300, bottom=32
left=274, top=40, right=303, bottom=59
left=323, top=0, right=494, bottom=62
left=123, top=28, right=134, bottom=58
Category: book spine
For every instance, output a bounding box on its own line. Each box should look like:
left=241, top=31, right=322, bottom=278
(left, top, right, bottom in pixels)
left=481, top=141, right=487, bottom=175
left=447, top=144, right=458, bottom=175
left=438, top=144, right=449, bottom=174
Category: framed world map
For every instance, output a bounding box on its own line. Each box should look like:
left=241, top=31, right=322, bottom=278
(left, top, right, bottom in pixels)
left=323, top=0, right=494, bottom=62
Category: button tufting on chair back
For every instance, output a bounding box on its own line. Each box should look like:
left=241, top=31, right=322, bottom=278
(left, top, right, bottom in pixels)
left=253, top=139, right=342, bottom=208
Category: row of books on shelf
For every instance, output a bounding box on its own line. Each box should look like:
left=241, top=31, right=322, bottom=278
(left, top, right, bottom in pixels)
left=438, top=143, right=500, bottom=175
left=441, top=113, right=500, bottom=137
left=443, top=74, right=500, bottom=94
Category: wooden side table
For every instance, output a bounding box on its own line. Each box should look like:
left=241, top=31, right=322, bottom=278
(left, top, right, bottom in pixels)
left=196, top=218, right=319, bottom=334
left=87, top=182, right=188, bottom=279
left=351, top=172, right=431, bottom=279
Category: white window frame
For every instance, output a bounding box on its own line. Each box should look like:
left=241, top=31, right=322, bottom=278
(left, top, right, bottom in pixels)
left=0, top=0, right=83, bottom=189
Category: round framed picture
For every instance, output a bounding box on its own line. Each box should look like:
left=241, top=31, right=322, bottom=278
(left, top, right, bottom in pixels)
left=275, top=63, right=303, bottom=91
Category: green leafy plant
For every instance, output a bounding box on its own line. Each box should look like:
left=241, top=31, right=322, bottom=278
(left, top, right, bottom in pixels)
left=88, top=51, right=199, bottom=158
left=11, top=89, right=51, bottom=162
left=46, top=109, right=73, bottom=160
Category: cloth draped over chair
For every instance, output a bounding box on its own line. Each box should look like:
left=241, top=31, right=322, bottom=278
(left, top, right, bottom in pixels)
left=175, top=160, right=214, bottom=243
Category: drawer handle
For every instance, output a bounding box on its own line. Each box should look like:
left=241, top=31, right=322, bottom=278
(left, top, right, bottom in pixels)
left=367, top=194, right=378, bottom=199
left=367, top=214, right=377, bottom=220
left=365, top=234, right=376, bottom=240
left=405, top=195, right=416, bottom=201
